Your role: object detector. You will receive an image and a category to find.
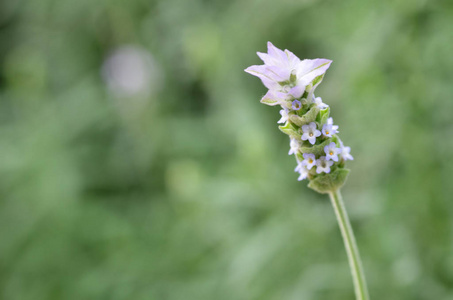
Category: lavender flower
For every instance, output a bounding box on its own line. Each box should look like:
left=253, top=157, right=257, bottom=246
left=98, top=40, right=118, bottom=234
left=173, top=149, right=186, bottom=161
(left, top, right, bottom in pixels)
left=292, top=100, right=302, bottom=110
left=340, top=141, right=354, bottom=161
left=322, top=123, right=339, bottom=137
left=295, top=163, right=309, bottom=181
left=302, top=153, right=316, bottom=170
left=324, top=142, right=341, bottom=162
left=327, top=117, right=339, bottom=131
left=314, top=96, right=329, bottom=109
left=246, top=42, right=369, bottom=300
left=316, top=156, right=334, bottom=174
left=278, top=108, right=289, bottom=124
left=245, top=42, right=332, bottom=105
left=301, top=122, right=321, bottom=145
left=245, top=42, right=353, bottom=190
left=288, top=138, right=300, bottom=155
left=250, top=42, right=300, bottom=83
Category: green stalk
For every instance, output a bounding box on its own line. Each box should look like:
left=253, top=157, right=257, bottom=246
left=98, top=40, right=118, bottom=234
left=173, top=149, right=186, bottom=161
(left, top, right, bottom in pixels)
left=328, top=190, right=370, bottom=300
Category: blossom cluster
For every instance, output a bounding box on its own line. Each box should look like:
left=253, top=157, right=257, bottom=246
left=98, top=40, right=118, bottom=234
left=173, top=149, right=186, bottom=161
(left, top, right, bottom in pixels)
left=245, top=42, right=353, bottom=184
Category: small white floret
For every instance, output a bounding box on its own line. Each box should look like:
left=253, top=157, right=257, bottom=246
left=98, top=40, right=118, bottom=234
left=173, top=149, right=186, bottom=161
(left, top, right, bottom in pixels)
left=301, top=122, right=321, bottom=145
left=302, top=153, right=316, bottom=170
left=314, top=97, right=329, bottom=110
left=324, top=142, right=340, bottom=162
left=322, top=123, right=339, bottom=137
left=327, top=117, right=339, bottom=131
left=339, top=141, right=354, bottom=161
left=316, top=156, right=334, bottom=174
left=292, top=100, right=302, bottom=110
left=295, top=162, right=309, bottom=181
left=288, top=138, right=300, bottom=155
left=278, top=108, right=289, bottom=124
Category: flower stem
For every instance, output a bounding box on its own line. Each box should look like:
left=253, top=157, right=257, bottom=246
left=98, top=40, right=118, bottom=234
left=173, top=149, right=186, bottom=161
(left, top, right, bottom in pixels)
left=328, top=190, right=370, bottom=300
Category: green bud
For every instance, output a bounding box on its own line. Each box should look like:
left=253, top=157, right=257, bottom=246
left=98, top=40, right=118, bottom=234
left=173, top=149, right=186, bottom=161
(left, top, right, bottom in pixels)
left=308, top=168, right=350, bottom=194
left=318, top=107, right=330, bottom=125
left=278, top=122, right=301, bottom=139
left=289, top=105, right=319, bottom=126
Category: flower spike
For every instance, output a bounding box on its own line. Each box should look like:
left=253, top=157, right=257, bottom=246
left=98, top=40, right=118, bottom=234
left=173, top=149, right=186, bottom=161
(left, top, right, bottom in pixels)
left=245, top=42, right=369, bottom=300
left=245, top=41, right=352, bottom=193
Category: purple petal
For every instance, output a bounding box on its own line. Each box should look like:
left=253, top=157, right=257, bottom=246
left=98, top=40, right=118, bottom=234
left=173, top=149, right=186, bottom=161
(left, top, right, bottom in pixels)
left=284, top=49, right=301, bottom=67
left=260, top=90, right=282, bottom=106
left=244, top=66, right=277, bottom=89
left=298, top=59, right=332, bottom=76
left=244, top=64, right=266, bottom=77
left=297, top=59, right=332, bottom=85
left=257, top=52, right=273, bottom=65
left=266, top=65, right=291, bottom=82
left=245, top=65, right=286, bottom=89
left=289, top=84, right=305, bottom=99
left=267, top=42, right=287, bottom=62
left=260, top=76, right=280, bottom=90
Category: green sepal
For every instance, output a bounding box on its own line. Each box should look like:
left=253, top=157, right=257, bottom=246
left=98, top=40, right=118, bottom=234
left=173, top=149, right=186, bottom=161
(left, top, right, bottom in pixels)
left=278, top=122, right=301, bottom=139
left=289, top=105, right=319, bottom=126
left=308, top=168, right=350, bottom=194
left=300, top=138, right=332, bottom=156
left=317, top=107, right=330, bottom=124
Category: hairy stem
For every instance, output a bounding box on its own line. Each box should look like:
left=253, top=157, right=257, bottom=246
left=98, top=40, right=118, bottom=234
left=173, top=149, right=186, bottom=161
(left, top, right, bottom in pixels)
left=329, top=190, right=370, bottom=300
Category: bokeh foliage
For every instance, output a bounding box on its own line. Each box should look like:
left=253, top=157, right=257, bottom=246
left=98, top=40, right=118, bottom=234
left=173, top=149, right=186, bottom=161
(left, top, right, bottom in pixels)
left=1, top=0, right=453, bottom=299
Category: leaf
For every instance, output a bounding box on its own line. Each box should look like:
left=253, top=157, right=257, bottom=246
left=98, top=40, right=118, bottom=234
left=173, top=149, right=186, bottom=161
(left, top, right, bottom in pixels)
left=317, top=107, right=330, bottom=124
left=300, top=138, right=332, bottom=156
left=289, top=115, right=303, bottom=126
left=278, top=123, right=301, bottom=139
left=301, top=105, right=320, bottom=123
left=308, top=168, right=350, bottom=194
left=289, top=105, right=319, bottom=126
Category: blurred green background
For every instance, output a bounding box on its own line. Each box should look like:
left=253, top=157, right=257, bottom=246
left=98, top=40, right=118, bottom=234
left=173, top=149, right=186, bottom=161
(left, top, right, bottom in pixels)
left=1, top=0, right=452, bottom=299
